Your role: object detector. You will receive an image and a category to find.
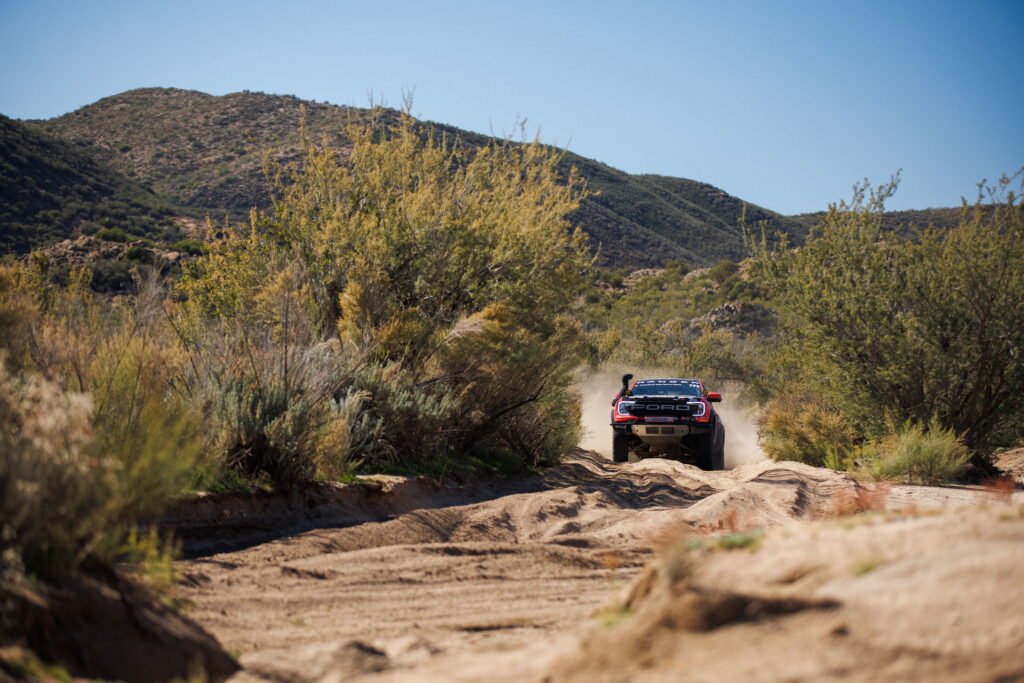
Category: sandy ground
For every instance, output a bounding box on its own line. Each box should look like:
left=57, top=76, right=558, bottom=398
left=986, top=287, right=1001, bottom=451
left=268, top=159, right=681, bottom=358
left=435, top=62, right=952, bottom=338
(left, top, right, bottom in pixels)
left=547, top=502, right=1024, bottom=682
left=175, top=449, right=1024, bottom=682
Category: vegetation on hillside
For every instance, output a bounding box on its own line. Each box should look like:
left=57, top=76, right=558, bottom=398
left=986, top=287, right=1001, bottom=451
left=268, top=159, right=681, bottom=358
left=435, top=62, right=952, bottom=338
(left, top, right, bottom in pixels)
left=0, top=114, right=188, bottom=254
left=1, top=108, right=592, bottom=597
left=578, top=258, right=770, bottom=383
left=31, top=88, right=356, bottom=218
left=27, top=87, right=805, bottom=268
left=791, top=204, right=964, bottom=238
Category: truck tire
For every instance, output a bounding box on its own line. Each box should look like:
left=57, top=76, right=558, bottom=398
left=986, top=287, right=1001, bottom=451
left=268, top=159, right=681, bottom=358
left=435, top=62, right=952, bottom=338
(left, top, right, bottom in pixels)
left=692, top=418, right=726, bottom=471
left=692, top=430, right=714, bottom=470
left=612, top=432, right=629, bottom=463
left=711, top=420, right=725, bottom=470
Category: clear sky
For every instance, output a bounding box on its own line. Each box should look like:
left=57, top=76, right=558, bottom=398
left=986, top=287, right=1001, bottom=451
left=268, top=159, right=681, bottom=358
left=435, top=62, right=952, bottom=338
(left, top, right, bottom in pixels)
left=1, top=0, right=1021, bottom=214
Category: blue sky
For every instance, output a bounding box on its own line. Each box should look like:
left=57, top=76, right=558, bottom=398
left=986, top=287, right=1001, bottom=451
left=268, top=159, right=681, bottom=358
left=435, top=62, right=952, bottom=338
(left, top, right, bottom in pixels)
left=1, top=0, right=1021, bottom=214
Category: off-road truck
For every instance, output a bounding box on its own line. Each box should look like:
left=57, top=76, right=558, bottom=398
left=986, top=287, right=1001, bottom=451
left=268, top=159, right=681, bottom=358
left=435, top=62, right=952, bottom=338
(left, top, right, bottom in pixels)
left=610, top=374, right=725, bottom=470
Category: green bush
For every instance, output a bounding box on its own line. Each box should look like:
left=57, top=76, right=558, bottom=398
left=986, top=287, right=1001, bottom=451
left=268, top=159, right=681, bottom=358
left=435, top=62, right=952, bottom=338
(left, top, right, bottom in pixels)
left=176, top=111, right=593, bottom=479
left=170, top=238, right=207, bottom=255
left=125, top=245, right=152, bottom=262
left=195, top=334, right=361, bottom=490
left=754, top=174, right=1024, bottom=453
left=707, top=259, right=739, bottom=285
left=759, top=398, right=858, bottom=467
left=94, top=227, right=128, bottom=242
left=89, top=258, right=135, bottom=292
left=856, top=420, right=970, bottom=485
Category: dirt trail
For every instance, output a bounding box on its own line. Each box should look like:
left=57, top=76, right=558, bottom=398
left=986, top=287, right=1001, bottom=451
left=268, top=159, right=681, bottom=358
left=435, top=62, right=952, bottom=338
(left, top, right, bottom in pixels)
left=176, top=451, right=1023, bottom=682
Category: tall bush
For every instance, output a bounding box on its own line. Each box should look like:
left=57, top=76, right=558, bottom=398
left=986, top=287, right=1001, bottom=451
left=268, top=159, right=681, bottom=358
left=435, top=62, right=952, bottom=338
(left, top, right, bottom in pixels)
left=754, top=174, right=1024, bottom=453
left=0, top=266, right=203, bottom=578
left=177, top=110, right=593, bottom=475
left=856, top=420, right=970, bottom=485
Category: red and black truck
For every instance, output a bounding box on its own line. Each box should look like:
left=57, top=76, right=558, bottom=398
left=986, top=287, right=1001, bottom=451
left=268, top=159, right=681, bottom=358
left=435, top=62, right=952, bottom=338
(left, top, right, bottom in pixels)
left=611, top=374, right=725, bottom=470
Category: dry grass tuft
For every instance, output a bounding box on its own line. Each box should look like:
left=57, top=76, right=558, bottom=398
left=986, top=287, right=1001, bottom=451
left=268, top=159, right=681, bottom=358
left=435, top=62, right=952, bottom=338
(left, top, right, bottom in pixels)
left=830, top=482, right=892, bottom=517
left=981, top=475, right=1018, bottom=504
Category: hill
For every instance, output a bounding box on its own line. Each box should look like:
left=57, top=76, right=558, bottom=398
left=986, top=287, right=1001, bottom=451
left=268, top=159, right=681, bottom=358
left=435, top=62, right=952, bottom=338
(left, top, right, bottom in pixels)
left=27, top=88, right=806, bottom=268
left=0, top=113, right=190, bottom=254
left=791, top=206, right=964, bottom=238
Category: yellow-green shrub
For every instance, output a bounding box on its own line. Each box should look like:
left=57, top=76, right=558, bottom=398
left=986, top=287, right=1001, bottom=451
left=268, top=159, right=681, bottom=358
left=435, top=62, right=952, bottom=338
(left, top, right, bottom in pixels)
left=176, top=111, right=594, bottom=477
left=0, top=360, right=101, bottom=577
left=759, top=398, right=858, bottom=466
left=754, top=175, right=1024, bottom=452
left=856, top=420, right=970, bottom=485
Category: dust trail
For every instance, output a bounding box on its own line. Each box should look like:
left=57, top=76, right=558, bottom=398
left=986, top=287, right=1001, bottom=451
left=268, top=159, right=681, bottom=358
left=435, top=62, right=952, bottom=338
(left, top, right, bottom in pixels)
left=716, top=401, right=766, bottom=468
left=576, top=364, right=656, bottom=457
left=574, top=365, right=766, bottom=467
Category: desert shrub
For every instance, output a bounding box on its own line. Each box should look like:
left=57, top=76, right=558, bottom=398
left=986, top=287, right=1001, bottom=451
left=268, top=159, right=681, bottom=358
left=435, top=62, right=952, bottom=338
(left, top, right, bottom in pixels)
left=488, top=387, right=582, bottom=472
left=195, top=335, right=361, bottom=489
left=89, top=258, right=135, bottom=292
left=0, top=346, right=201, bottom=578
left=172, top=264, right=365, bottom=488
left=0, top=266, right=204, bottom=576
left=856, top=420, right=970, bottom=485
left=673, top=326, right=761, bottom=384
left=0, top=361, right=101, bottom=578
left=175, top=110, right=593, bottom=477
left=125, top=244, right=152, bottom=262
left=759, top=398, right=858, bottom=466
left=169, top=238, right=207, bottom=255
left=0, top=265, right=35, bottom=370
left=335, top=305, right=586, bottom=473
left=416, top=305, right=585, bottom=470
left=94, top=227, right=127, bottom=242
left=754, top=174, right=1024, bottom=453
left=707, top=259, right=739, bottom=285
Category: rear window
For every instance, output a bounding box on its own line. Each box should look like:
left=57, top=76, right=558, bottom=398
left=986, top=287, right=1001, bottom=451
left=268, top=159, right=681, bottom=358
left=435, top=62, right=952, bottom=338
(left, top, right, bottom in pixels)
left=630, top=381, right=702, bottom=398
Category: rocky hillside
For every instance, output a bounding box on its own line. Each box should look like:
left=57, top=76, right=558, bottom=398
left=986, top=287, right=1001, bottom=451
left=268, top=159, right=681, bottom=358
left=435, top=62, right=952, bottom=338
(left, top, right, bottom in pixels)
left=0, top=114, right=189, bottom=254
left=25, top=88, right=805, bottom=268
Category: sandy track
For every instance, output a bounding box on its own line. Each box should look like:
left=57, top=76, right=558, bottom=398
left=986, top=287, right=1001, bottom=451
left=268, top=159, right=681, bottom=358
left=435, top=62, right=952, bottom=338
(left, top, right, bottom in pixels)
left=176, top=451, right=1020, bottom=682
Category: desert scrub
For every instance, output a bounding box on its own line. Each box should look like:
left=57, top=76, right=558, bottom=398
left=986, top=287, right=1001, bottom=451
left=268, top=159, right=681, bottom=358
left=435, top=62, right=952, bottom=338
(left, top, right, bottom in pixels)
left=753, top=173, right=1024, bottom=454
left=187, top=331, right=366, bottom=489
left=176, top=108, right=593, bottom=478
left=687, top=527, right=765, bottom=552
left=759, top=398, right=858, bottom=467
left=856, top=420, right=970, bottom=485
left=0, top=360, right=101, bottom=577
left=0, top=265, right=204, bottom=578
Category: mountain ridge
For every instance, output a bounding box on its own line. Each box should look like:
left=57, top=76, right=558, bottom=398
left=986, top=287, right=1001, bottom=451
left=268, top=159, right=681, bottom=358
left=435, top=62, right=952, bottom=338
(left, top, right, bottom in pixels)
left=4, top=88, right=961, bottom=266
left=16, top=87, right=802, bottom=266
